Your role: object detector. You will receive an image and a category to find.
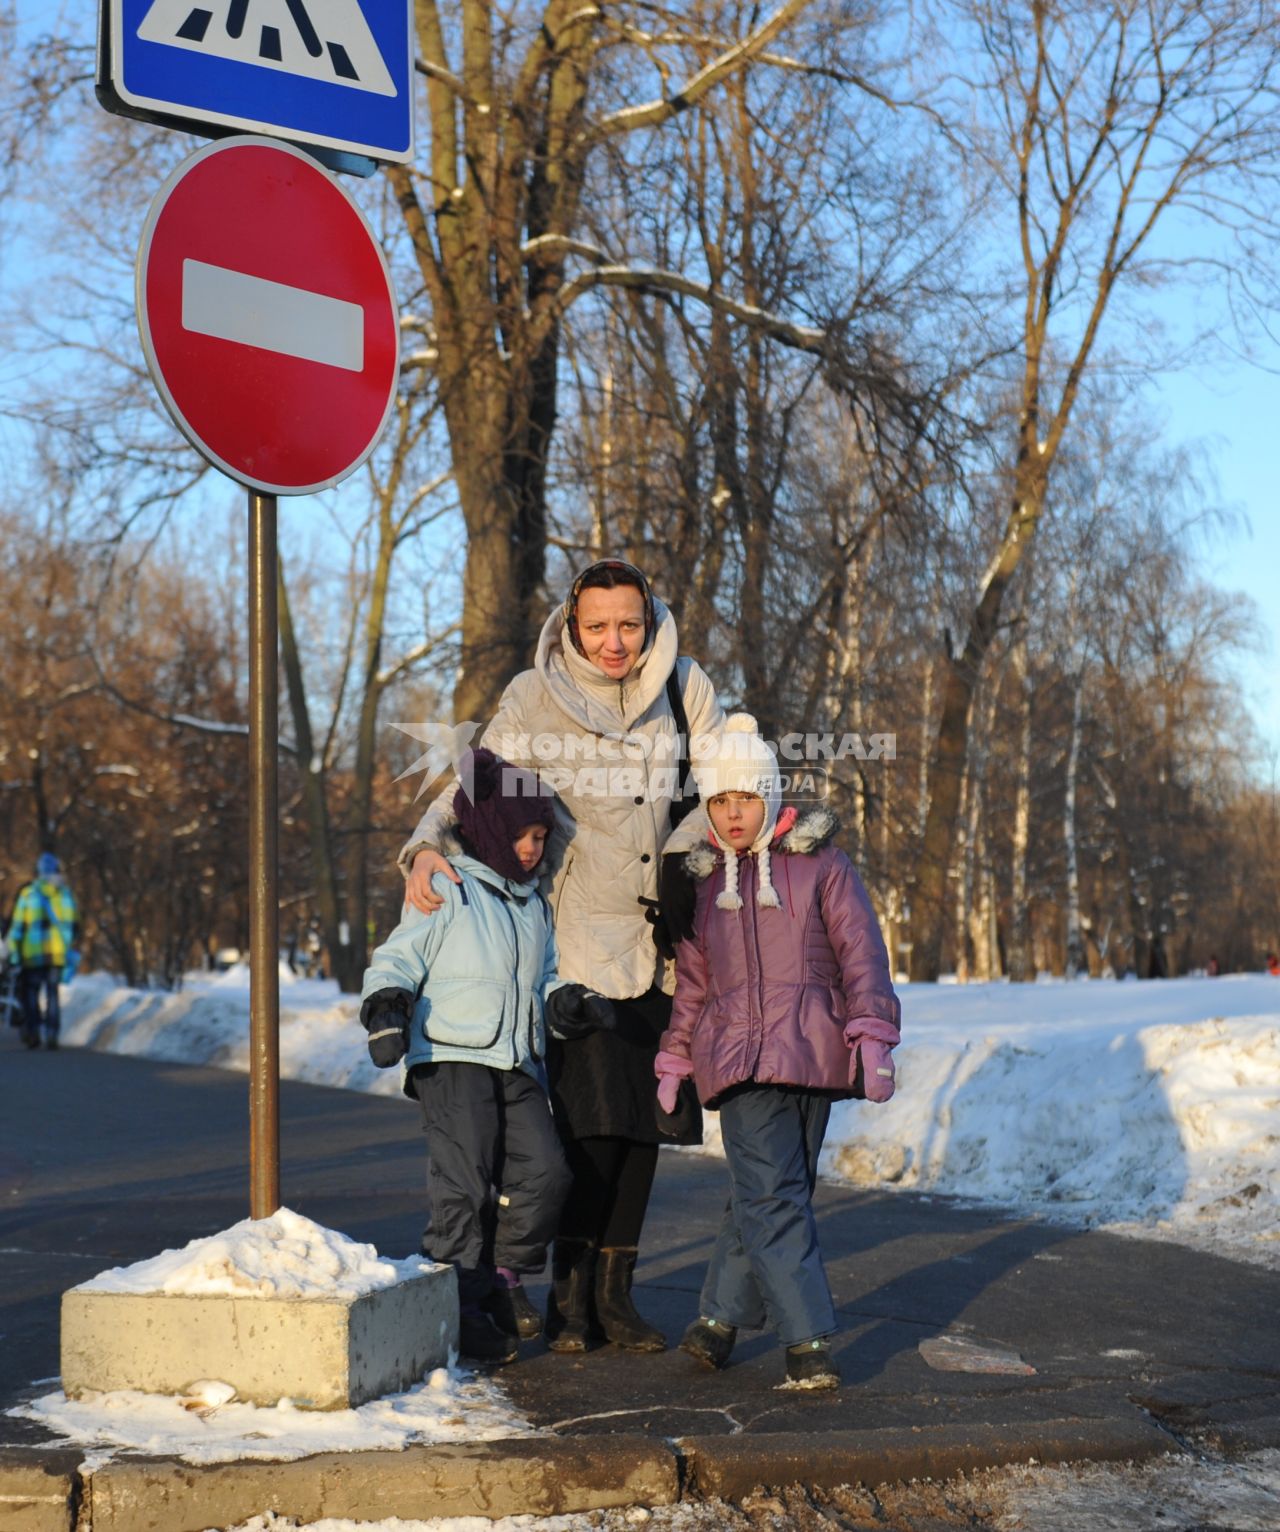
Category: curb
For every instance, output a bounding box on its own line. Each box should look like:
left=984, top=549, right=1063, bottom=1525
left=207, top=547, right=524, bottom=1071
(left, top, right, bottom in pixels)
left=0, top=1448, right=83, bottom=1532
left=0, top=1414, right=1183, bottom=1531
left=85, top=1436, right=677, bottom=1532
left=678, top=1415, right=1177, bottom=1501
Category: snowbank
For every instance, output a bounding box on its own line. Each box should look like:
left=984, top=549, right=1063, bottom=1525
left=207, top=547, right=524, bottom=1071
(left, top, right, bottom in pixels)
left=58, top=968, right=1280, bottom=1269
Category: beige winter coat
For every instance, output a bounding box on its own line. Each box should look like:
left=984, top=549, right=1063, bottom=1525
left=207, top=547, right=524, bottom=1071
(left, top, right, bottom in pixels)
left=398, top=599, right=722, bottom=999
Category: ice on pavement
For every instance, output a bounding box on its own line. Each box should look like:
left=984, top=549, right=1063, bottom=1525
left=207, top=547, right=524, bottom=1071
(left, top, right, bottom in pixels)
left=60, top=967, right=1280, bottom=1269
left=13, top=1364, right=535, bottom=1467
left=75, top=1207, right=434, bottom=1298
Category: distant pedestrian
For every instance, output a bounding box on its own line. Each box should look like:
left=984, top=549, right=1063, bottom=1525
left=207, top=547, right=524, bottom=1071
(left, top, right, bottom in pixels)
left=1206, top=954, right=1221, bottom=977
left=360, top=749, right=613, bottom=1366
left=1267, top=953, right=1280, bottom=978
left=655, top=716, right=901, bottom=1390
left=5, top=853, right=80, bottom=1052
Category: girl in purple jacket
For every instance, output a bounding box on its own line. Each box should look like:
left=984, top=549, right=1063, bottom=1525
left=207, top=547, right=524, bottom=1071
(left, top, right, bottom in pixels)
left=655, top=715, right=900, bottom=1389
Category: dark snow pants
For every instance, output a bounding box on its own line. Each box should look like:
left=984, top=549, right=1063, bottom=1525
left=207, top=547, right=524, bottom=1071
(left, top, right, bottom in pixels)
left=18, top=966, right=60, bottom=1045
left=412, top=1061, right=571, bottom=1308
left=700, top=1085, right=837, bottom=1347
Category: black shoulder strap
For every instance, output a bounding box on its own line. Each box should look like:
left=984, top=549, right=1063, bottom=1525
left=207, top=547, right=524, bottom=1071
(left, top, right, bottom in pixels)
left=665, top=661, right=700, bottom=829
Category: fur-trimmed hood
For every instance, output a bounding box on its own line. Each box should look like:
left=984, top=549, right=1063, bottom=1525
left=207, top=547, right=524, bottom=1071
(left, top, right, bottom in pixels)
left=682, top=805, right=840, bottom=881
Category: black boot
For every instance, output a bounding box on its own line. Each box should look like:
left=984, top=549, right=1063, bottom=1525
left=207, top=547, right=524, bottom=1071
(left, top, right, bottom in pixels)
left=487, top=1280, right=543, bottom=1340
left=544, top=1238, right=599, bottom=1353
left=594, top=1246, right=666, bottom=1352
left=455, top=1264, right=518, bottom=1365
left=458, top=1308, right=519, bottom=1365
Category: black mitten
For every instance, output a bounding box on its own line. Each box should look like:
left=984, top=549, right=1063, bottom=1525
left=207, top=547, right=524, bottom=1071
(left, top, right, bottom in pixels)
left=655, top=1076, right=703, bottom=1144
left=658, top=852, right=697, bottom=947
left=359, top=987, right=413, bottom=1068
left=546, top=983, right=617, bottom=1041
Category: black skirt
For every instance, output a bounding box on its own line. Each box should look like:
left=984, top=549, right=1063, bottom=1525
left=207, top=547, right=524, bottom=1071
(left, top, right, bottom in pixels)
left=546, top=985, right=701, bottom=1147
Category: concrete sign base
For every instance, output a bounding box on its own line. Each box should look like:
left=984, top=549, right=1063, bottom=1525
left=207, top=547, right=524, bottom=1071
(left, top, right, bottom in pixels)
left=60, top=1269, right=458, bottom=1410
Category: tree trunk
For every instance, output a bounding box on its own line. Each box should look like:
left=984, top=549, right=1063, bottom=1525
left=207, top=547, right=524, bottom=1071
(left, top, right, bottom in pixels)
left=1063, top=669, right=1086, bottom=978
left=910, top=458, right=1047, bottom=979
left=277, top=563, right=350, bottom=988
left=1007, top=633, right=1034, bottom=981
left=448, top=374, right=549, bottom=725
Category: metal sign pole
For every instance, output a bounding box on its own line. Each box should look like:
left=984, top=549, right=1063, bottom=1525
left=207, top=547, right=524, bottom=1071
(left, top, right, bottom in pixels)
left=248, top=489, right=281, bottom=1218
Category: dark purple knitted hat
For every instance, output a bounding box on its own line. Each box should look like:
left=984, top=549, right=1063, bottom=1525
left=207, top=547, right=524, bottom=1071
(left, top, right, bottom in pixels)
left=453, top=748, right=554, bottom=883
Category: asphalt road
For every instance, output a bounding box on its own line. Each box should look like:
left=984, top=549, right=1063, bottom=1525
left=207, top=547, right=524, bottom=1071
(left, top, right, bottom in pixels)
left=2, top=1030, right=1279, bottom=1465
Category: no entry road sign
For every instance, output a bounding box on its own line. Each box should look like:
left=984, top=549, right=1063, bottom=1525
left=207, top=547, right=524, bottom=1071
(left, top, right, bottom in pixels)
left=136, top=136, right=399, bottom=495
left=98, top=0, right=413, bottom=166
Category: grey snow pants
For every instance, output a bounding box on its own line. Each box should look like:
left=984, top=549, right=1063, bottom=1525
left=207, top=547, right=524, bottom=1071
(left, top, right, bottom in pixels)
left=412, top=1061, right=571, bottom=1307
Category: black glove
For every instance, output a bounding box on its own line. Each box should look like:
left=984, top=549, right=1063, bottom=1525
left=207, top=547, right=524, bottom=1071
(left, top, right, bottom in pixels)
left=655, top=1076, right=703, bottom=1143
left=641, top=899, right=675, bottom=962
left=545, top=983, right=616, bottom=1041
left=656, top=851, right=697, bottom=954
left=359, top=987, right=413, bottom=1068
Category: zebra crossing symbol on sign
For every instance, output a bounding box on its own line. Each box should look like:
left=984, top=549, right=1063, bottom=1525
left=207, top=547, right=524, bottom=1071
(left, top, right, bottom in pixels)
left=138, top=0, right=395, bottom=96
left=97, top=0, right=413, bottom=165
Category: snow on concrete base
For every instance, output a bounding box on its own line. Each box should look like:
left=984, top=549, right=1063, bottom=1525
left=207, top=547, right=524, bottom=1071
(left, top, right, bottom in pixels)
left=61, top=1210, right=458, bottom=1409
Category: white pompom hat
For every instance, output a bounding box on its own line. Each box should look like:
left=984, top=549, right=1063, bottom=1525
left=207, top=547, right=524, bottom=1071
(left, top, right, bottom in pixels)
left=691, top=713, right=783, bottom=911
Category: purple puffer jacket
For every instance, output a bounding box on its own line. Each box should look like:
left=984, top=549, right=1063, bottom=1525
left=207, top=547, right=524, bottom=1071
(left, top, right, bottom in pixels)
left=661, top=809, right=900, bottom=1107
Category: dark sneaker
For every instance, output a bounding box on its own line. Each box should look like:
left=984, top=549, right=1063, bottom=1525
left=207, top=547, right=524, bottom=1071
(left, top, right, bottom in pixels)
left=458, top=1310, right=519, bottom=1365
left=45, top=1037, right=59, bottom=1051
left=679, top=1317, right=737, bottom=1370
left=782, top=1338, right=839, bottom=1390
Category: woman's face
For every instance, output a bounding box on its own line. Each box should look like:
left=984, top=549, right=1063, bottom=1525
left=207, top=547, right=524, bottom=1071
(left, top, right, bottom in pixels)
left=575, top=586, right=647, bottom=679
left=708, top=792, right=766, bottom=850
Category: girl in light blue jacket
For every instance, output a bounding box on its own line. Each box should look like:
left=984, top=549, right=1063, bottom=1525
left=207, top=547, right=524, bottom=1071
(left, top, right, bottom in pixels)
left=360, top=749, right=614, bottom=1365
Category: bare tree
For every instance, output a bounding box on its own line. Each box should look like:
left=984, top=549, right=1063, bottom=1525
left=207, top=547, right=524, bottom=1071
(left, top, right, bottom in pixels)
left=909, top=0, right=1280, bottom=978
left=384, top=0, right=951, bottom=721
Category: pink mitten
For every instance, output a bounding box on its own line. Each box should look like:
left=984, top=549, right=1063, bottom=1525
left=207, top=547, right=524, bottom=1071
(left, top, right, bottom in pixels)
left=655, top=1049, right=694, bottom=1113
left=853, top=1038, right=895, bottom=1103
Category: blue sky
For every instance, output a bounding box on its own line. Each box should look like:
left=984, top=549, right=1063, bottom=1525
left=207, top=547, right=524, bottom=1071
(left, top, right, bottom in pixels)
left=1155, top=362, right=1280, bottom=760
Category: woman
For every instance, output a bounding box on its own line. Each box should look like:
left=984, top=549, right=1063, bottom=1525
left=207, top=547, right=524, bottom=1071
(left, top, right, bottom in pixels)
left=400, top=559, right=722, bottom=1351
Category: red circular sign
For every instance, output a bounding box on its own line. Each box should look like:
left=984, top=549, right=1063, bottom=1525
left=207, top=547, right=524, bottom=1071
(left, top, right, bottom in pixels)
left=137, top=137, right=399, bottom=495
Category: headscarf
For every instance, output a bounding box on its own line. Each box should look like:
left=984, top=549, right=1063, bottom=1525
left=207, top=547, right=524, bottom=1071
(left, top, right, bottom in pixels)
left=561, top=559, right=655, bottom=657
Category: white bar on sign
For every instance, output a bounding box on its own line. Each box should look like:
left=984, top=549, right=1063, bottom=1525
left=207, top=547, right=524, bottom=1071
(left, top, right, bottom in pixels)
left=181, top=260, right=364, bottom=371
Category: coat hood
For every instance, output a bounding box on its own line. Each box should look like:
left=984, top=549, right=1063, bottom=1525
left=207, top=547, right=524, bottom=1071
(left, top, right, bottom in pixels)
left=683, top=806, right=840, bottom=881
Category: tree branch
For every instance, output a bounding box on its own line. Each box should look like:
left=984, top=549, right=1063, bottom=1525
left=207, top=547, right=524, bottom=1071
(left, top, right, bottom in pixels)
left=592, top=0, right=815, bottom=138
left=555, top=262, right=829, bottom=352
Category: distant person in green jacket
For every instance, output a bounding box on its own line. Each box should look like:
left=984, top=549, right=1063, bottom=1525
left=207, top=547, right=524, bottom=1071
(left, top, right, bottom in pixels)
left=5, top=853, right=80, bottom=1052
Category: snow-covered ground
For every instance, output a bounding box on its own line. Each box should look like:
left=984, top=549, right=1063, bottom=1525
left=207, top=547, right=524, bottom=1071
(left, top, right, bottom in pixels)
left=57, top=965, right=1280, bottom=1270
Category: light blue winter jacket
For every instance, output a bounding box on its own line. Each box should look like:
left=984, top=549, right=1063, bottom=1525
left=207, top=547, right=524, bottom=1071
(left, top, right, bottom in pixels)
left=361, top=854, right=565, bottom=1084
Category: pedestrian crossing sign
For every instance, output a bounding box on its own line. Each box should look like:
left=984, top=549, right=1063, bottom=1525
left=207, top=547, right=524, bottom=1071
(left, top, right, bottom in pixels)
left=97, top=0, right=414, bottom=167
